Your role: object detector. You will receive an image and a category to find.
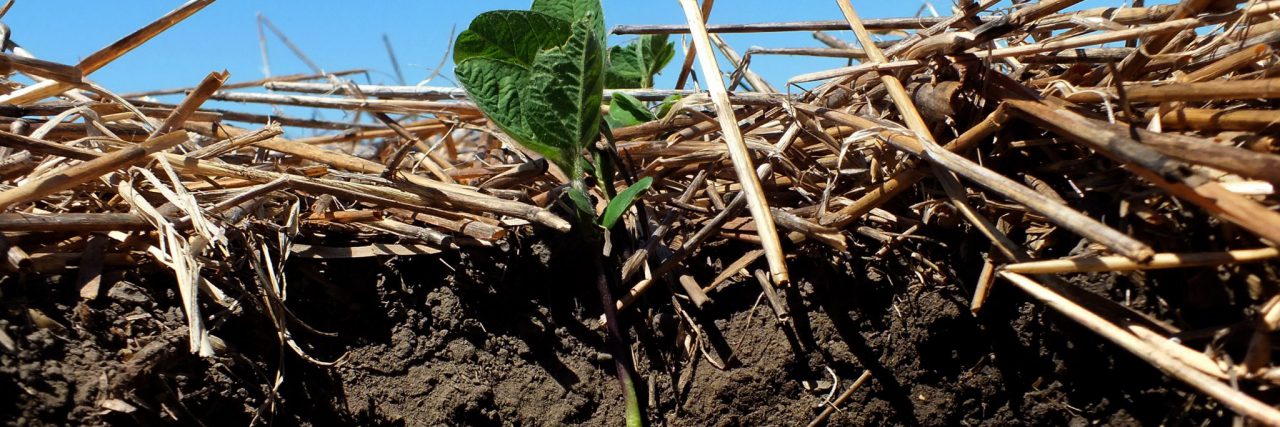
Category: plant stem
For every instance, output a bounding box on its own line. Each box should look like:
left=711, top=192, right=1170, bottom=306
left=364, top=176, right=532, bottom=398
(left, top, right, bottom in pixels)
left=592, top=238, right=645, bottom=427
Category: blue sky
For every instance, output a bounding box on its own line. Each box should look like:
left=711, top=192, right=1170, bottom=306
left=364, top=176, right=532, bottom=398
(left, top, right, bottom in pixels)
left=2, top=0, right=1149, bottom=125
left=4, top=0, right=904, bottom=92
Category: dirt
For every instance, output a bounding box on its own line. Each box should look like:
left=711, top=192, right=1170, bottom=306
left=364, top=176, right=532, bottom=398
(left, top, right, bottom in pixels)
left=1, top=219, right=1266, bottom=426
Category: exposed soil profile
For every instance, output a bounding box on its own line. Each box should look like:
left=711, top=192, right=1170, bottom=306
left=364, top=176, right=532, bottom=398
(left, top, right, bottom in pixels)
left=4, top=224, right=1266, bottom=426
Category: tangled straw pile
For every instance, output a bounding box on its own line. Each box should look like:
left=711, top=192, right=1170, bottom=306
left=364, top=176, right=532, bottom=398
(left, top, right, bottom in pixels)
left=3, top=0, right=1280, bottom=424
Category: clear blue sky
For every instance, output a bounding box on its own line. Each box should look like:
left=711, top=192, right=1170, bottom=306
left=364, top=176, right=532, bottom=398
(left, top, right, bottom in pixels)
left=2, top=0, right=1150, bottom=125
left=4, top=0, right=903, bottom=93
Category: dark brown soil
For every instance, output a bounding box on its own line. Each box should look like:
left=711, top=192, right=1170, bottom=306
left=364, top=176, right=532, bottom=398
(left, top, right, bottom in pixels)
left=1, top=222, right=1263, bottom=426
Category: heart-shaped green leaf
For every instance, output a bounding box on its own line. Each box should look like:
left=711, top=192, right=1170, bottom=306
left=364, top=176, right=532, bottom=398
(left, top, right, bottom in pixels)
left=454, top=8, right=603, bottom=179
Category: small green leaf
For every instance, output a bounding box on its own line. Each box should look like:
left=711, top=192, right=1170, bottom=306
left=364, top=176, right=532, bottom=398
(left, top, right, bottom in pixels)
left=600, top=176, right=653, bottom=230
left=591, top=147, right=616, bottom=200
left=605, top=92, right=655, bottom=129
left=568, top=186, right=595, bottom=220
left=592, top=123, right=622, bottom=201
left=656, top=94, right=682, bottom=119
left=640, top=34, right=676, bottom=81
left=605, top=34, right=675, bottom=89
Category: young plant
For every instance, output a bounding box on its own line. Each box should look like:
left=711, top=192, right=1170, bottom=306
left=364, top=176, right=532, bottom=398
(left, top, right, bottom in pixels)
left=453, top=1, right=668, bottom=426
left=606, top=34, right=675, bottom=89
left=604, top=33, right=676, bottom=129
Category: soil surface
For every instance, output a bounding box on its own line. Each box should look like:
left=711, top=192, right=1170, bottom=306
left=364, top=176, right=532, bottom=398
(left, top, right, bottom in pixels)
left=1, top=221, right=1266, bottom=426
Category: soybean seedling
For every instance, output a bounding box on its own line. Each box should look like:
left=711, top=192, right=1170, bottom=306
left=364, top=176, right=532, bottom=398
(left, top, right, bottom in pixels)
left=454, top=1, right=674, bottom=426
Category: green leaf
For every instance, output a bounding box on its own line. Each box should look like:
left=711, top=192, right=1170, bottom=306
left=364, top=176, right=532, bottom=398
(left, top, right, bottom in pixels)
left=591, top=148, right=616, bottom=201
left=531, top=0, right=604, bottom=43
left=593, top=123, right=619, bottom=201
left=524, top=14, right=604, bottom=177
left=605, top=34, right=676, bottom=89
left=605, top=92, right=655, bottom=129
left=656, top=94, right=682, bottom=119
left=454, top=7, right=604, bottom=179
left=453, top=11, right=569, bottom=66
left=568, top=186, right=595, bottom=221
left=641, top=35, right=677, bottom=81
left=605, top=45, right=644, bottom=89
left=600, top=176, right=653, bottom=230
left=455, top=56, right=569, bottom=168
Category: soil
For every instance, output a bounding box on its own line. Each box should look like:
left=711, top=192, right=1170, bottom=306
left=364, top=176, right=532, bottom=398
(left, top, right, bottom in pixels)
left=1, top=219, right=1267, bottom=426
